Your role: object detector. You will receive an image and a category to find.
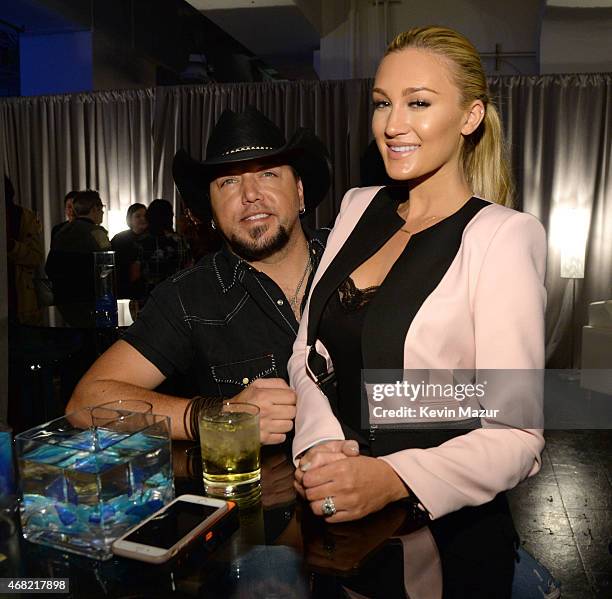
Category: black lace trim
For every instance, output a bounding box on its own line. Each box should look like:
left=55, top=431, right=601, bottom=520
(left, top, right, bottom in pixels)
left=338, top=276, right=380, bottom=312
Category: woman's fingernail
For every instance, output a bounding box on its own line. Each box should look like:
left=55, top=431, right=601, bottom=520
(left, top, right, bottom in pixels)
left=345, top=441, right=359, bottom=454
left=300, top=462, right=311, bottom=472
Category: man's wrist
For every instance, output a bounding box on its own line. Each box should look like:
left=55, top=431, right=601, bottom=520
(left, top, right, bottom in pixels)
left=185, top=396, right=223, bottom=441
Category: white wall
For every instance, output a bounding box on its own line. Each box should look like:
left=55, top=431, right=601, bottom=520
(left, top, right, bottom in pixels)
left=541, top=6, right=612, bottom=73
left=319, top=0, right=542, bottom=79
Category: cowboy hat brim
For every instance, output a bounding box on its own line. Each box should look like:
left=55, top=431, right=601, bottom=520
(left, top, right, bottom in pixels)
left=172, top=128, right=331, bottom=221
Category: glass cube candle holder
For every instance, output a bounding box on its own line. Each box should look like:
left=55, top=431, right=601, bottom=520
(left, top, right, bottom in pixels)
left=15, top=408, right=174, bottom=560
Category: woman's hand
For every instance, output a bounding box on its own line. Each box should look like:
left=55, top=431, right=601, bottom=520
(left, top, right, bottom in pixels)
left=294, top=440, right=359, bottom=498
left=301, top=456, right=409, bottom=522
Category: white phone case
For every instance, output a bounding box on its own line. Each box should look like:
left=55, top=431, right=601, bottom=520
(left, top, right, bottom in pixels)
left=111, top=494, right=230, bottom=564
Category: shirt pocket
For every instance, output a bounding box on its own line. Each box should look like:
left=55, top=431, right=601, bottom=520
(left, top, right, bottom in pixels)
left=210, top=353, right=278, bottom=397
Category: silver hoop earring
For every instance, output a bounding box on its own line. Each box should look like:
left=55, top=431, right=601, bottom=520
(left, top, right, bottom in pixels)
left=299, top=207, right=306, bottom=216
left=210, top=219, right=216, bottom=230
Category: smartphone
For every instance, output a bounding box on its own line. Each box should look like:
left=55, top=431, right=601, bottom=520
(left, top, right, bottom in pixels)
left=112, top=494, right=234, bottom=564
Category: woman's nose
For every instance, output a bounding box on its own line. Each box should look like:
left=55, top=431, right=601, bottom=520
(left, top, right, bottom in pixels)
left=384, top=105, right=410, bottom=138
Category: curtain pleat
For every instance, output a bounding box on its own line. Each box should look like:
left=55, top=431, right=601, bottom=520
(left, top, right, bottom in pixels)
left=1, top=75, right=610, bottom=367
left=0, top=89, right=154, bottom=245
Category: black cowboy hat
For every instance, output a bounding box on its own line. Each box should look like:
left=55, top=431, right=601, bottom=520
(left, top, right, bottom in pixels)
left=172, top=106, right=332, bottom=221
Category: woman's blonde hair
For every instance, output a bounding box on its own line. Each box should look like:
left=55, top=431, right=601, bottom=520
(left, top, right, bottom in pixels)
left=385, top=26, right=514, bottom=206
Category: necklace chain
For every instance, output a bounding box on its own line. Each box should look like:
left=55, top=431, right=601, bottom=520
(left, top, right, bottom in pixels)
left=288, top=253, right=312, bottom=316
left=400, top=215, right=440, bottom=234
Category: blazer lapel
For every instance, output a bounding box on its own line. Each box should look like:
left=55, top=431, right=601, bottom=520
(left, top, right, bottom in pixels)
left=307, top=186, right=406, bottom=344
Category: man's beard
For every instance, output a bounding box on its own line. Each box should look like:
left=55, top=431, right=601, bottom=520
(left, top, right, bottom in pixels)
left=228, top=222, right=291, bottom=262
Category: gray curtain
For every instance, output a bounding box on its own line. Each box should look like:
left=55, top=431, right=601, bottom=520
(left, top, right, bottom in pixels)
left=491, top=74, right=612, bottom=367
left=152, top=80, right=373, bottom=229
left=1, top=75, right=610, bottom=367
left=0, top=89, right=154, bottom=246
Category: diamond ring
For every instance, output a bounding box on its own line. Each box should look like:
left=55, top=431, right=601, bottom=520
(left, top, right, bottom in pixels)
left=322, top=496, right=337, bottom=517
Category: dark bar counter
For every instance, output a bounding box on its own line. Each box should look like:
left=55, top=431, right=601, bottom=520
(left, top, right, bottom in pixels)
left=0, top=444, right=518, bottom=599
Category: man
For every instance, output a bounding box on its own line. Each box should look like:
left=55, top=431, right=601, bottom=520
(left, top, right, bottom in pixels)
left=46, top=189, right=111, bottom=304
left=67, top=107, right=332, bottom=445
left=51, top=190, right=78, bottom=240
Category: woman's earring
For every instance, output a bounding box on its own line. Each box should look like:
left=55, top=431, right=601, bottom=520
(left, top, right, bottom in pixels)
left=210, top=219, right=216, bottom=230
left=299, top=207, right=306, bottom=216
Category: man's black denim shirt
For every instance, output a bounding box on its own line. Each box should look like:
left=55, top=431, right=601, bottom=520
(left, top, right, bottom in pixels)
left=123, top=229, right=328, bottom=398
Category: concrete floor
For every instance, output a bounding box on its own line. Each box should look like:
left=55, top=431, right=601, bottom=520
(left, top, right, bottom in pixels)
left=508, top=430, right=612, bottom=598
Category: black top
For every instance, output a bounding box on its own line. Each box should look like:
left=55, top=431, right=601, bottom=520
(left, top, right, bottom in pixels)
left=319, top=277, right=378, bottom=440
left=45, top=217, right=111, bottom=304
left=122, top=229, right=328, bottom=399
left=134, top=231, right=192, bottom=292
left=51, top=220, right=67, bottom=240
left=313, top=189, right=489, bottom=455
left=111, top=229, right=144, bottom=299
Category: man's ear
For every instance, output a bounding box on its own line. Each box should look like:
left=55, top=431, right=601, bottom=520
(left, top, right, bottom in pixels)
left=462, top=100, right=485, bottom=136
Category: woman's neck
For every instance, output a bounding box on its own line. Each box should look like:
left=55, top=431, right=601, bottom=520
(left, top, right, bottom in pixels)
left=402, top=163, right=472, bottom=219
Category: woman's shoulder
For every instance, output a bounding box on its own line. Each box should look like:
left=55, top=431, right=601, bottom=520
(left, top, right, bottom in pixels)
left=466, top=198, right=546, bottom=239
left=463, top=198, right=547, bottom=257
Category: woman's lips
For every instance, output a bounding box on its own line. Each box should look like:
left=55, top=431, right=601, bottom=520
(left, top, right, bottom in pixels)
left=386, top=144, right=420, bottom=159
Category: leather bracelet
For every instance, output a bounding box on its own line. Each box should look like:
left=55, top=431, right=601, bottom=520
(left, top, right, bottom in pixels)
left=189, top=396, right=221, bottom=441
left=190, top=396, right=205, bottom=441
left=183, top=397, right=195, bottom=440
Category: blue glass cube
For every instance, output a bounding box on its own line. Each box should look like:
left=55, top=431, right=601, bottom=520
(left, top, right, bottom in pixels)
left=15, top=408, right=174, bottom=560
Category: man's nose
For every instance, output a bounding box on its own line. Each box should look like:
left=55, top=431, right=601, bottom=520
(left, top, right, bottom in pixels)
left=241, top=174, right=262, bottom=203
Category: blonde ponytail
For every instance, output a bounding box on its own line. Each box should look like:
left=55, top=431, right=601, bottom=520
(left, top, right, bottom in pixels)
left=386, top=27, right=514, bottom=206
left=463, top=104, right=514, bottom=206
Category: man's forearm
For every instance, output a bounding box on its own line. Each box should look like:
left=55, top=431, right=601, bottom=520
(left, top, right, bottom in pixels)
left=69, top=379, right=192, bottom=440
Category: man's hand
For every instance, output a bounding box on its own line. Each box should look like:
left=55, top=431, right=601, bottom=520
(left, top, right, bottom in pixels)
left=301, top=456, right=409, bottom=523
left=294, top=440, right=359, bottom=498
left=231, top=378, right=296, bottom=445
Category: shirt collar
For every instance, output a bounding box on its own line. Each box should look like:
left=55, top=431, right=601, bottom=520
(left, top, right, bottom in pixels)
left=213, top=227, right=326, bottom=294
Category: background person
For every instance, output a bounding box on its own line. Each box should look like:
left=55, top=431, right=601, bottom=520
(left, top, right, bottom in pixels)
left=45, top=190, right=110, bottom=304
left=132, top=199, right=191, bottom=299
left=51, top=190, right=78, bottom=240
left=5, top=176, right=44, bottom=325
left=111, top=203, right=147, bottom=298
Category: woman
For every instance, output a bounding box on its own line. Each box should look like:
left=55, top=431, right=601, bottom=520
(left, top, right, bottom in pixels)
left=111, top=203, right=148, bottom=298
left=291, top=27, right=546, bottom=532
left=134, top=199, right=191, bottom=298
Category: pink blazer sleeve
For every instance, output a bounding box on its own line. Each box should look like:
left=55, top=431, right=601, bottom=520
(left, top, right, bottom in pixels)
left=289, top=191, right=366, bottom=458
left=379, top=211, right=547, bottom=518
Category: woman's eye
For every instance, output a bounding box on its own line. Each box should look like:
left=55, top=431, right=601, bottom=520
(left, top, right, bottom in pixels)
left=409, top=99, right=430, bottom=108
left=373, top=100, right=390, bottom=110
